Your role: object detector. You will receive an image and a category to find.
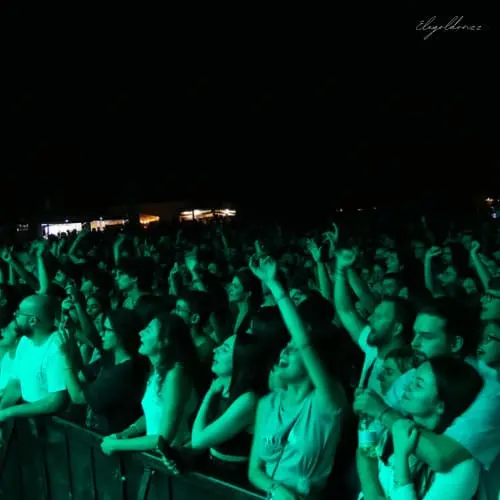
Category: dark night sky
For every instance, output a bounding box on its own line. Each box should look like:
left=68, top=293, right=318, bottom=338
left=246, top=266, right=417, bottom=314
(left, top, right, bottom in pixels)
left=2, top=14, right=498, bottom=219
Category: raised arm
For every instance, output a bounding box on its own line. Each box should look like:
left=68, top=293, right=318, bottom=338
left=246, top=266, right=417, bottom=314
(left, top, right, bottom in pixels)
left=250, top=255, right=346, bottom=412
left=334, top=249, right=368, bottom=345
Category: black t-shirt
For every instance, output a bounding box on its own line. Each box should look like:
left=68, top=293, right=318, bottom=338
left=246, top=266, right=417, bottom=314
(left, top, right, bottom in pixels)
left=82, top=355, right=148, bottom=434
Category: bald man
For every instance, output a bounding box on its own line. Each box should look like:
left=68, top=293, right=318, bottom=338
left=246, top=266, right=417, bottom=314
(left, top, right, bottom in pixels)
left=0, top=295, right=67, bottom=422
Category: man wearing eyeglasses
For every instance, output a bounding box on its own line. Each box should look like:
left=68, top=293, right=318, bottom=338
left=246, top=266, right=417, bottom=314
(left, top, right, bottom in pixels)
left=477, top=321, right=500, bottom=372
left=480, top=278, right=500, bottom=323
left=0, top=295, right=67, bottom=423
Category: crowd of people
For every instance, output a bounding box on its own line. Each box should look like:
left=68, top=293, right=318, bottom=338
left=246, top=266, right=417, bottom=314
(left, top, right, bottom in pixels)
left=0, top=212, right=499, bottom=500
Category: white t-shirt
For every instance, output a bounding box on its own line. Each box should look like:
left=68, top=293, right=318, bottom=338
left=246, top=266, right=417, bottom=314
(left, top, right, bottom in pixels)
left=12, top=333, right=67, bottom=403
left=358, top=326, right=384, bottom=394
left=0, top=352, right=16, bottom=391
left=357, top=326, right=386, bottom=442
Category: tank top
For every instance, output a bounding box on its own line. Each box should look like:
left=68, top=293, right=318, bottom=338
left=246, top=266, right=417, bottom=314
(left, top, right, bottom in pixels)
left=208, top=392, right=253, bottom=458
left=256, top=390, right=343, bottom=497
left=141, top=371, right=198, bottom=446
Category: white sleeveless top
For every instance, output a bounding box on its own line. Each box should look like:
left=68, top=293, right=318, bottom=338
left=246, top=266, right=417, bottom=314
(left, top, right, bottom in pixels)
left=256, top=390, right=343, bottom=496
left=141, top=371, right=198, bottom=447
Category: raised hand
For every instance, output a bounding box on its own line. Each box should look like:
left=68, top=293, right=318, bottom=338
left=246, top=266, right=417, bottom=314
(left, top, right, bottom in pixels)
left=392, top=418, right=419, bottom=457
left=426, top=246, right=442, bottom=259
left=331, top=222, right=340, bottom=242
left=470, top=240, right=480, bottom=254
left=185, top=252, right=198, bottom=273
left=0, top=247, right=13, bottom=263
left=249, top=255, right=278, bottom=283
left=305, top=239, right=321, bottom=263
left=168, top=262, right=180, bottom=281
left=335, top=249, right=357, bottom=270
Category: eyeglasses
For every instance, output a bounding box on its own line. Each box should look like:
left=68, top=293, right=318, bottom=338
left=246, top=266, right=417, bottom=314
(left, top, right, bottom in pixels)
left=14, top=310, right=34, bottom=318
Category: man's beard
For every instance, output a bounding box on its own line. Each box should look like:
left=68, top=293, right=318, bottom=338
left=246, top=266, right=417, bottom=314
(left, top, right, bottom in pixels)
left=15, top=322, right=33, bottom=338
left=367, top=329, right=386, bottom=347
left=412, top=350, right=427, bottom=365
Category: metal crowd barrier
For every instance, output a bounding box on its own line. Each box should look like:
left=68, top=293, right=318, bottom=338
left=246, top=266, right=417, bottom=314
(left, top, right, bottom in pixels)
left=0, top=417, right=265, bottom=500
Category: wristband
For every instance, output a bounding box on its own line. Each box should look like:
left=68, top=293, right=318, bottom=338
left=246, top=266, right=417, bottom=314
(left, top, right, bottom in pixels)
left=275, top=294, right=289, bottom=304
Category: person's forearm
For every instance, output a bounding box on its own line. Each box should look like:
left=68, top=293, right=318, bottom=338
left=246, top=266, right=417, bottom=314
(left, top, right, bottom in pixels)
left=64, top=366, right=86, bottom=405
left=393, top=453, right=412, bottom=488
left=334, top=269, right=356, bottom=314
left=380, top=407, right=402, bottom=429
left=424, top=258, right=438, bottom=297
left=248, top=466, right=278, bottom=495
left=190, top=270, right=207, bottom=292
left=380, top=410, right=456, bottom=472
left=36, top=254, right=51, bottom=295
left=413, top=429, right=463, bottom=472
left=74, top=302, right=100, bottom=348
left=0, top=382, right=21, bottom=410
left=470, top=252, right=490, bottom=290
left=356, top=449, right=386, bottom=500
left=316, top=262, right=333, bottom=301
left=192, top=391, right=215, bottom=441
left=122, top=416, right=146, bottom=437
left=267, top=280, right=308, bottom=344
left=5, top=393, right=65, bottom=418
left=348, top=268, right=377, bottom=314
left=10, top=260, right=39, bottom=290
left=113, top=434, right=158, bottom=452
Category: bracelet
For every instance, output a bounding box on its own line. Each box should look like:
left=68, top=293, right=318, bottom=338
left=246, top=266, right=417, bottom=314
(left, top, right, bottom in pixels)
left=275, top=294, right=289, bottom=304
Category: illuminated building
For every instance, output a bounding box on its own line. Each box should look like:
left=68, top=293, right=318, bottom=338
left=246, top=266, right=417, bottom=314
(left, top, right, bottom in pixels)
left=179, top=208, right=236, bottom=222
left=37, top=214, right=160, bottom=237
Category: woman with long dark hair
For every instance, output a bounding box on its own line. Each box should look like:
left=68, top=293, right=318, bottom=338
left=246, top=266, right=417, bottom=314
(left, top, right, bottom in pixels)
left=248, top=256, right=347, bottom=500
left=100, top=313, right=201, bottom=455
left=190, top=332, right=269, bottom=480
left=227, top=268, right=262, bottom=336
left=358, top=355, right=484, bottom=499
left=60, top=308, right=148, bottom=434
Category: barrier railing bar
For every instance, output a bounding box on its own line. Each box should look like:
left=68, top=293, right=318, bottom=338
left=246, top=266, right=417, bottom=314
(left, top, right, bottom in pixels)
left=50, top=417, right=265, bottom=499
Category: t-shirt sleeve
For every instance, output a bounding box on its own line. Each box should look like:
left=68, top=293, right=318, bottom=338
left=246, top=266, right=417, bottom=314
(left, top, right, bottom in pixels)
left=9, top=338, right=26, bottom=382
left=46, top=348, right=68, bottom=393
left=444, top=377, right=500, bottom=469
